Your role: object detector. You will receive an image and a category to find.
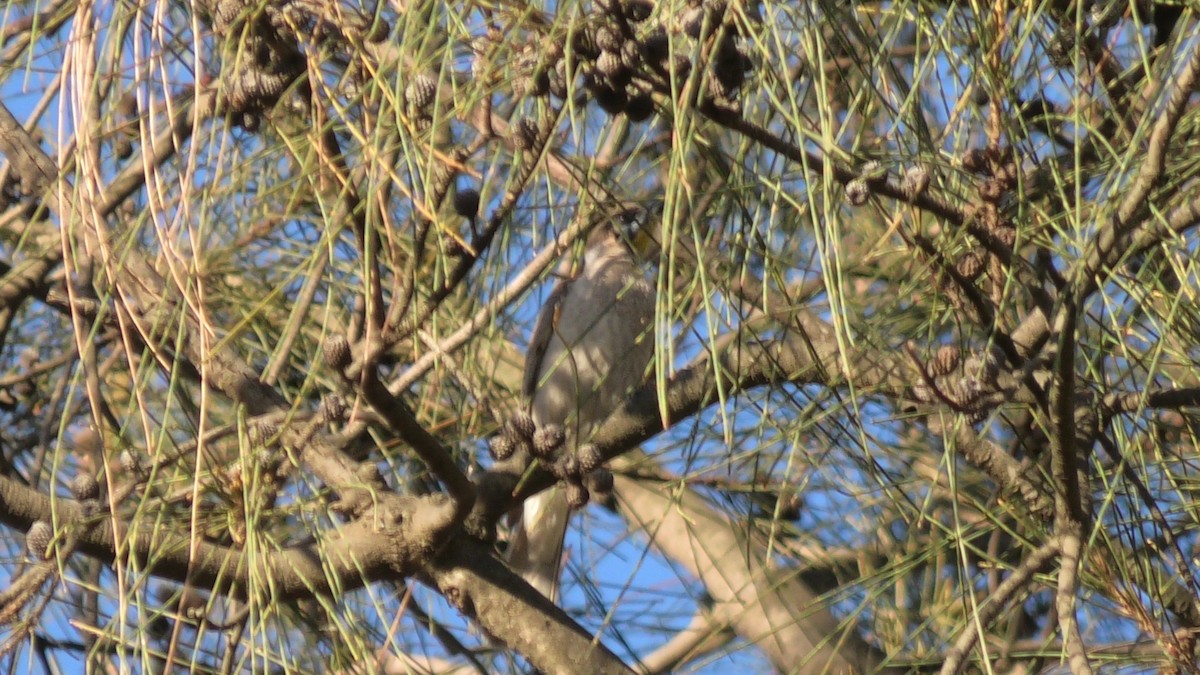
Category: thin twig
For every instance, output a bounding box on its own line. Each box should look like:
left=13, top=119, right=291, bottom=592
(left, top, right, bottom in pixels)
left=1072, top=31, right=1200, bottom=300
left=381, top=209, right=600, bottom=395
left=359, top=368, right=476, bottom=524
left=941, top=537, right=1061, bottom=675
left=636, top=608, right=734, bottom=674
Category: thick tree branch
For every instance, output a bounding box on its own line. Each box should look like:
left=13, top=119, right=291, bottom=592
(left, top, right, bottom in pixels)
left=426, top=537, right=633, bottom=675
left=0, top=473, right=410, bottom=600
left=0, top=457, right=635, bottom=675
left=612, top=461, right=893, bottom=674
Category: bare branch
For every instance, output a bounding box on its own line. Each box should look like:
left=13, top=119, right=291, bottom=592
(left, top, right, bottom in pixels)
left=0, top=473, right=412, bottom=600
left=942, top=538, right=1061, bottom=675
left=360, top=367, right=476, bottom=525
left=636, top=608, right=734, bottom=674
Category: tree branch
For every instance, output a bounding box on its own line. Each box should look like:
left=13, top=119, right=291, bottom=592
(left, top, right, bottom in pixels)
left=941, top=538, right=1061, bottom=675
left=360, top=367, right=476, bottom=526
left=636, top=608, right=734, bottom=674
left=0, top=474, right=410, bottom=600
left=612, top=459, right=893, bottom=674
left=426, top=537, right=634, bottom=675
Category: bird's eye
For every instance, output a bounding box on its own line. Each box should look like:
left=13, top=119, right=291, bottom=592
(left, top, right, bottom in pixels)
left=615, top=207, right=649, bottom=241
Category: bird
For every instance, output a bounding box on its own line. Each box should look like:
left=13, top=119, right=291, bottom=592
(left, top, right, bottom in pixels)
left=505, top=206, right=657, bottom=602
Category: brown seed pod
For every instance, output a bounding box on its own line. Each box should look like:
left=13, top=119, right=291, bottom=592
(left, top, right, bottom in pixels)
left=406, top=74, right=438, bottom=112
left=524, top=70, right=551, bottom=98
left=489, top=434, right=517, bottom=461
left=978, top=346, right=1004, bottom=383
left=775, top=490, right=803, bottom=520
left=623, top=0, right=653, bottom=22
left=975, top=202, right=999, bottom=229
left=322, top=395, right=348, bottom=424
left=470, top=43, right=492, bottom=82
left=993, top=223, right=1017, bottom=248
left=739, top=45, right=755, bottom=72
left=704, top=70, right=730, bottom=103
left=513, top=118, right=540, bottom=151
left=453, top=188, right=481, bottom=218
left=240, top=112, right=260, bottom=132
left=554, top=454, right=581, bottom=478
left=597, top=50, right=625, bottom=77
left=533, top=424, right=566, bottom=456
left=910, top=383, right=934, bottom=403
left=595, top=25, right=623, bottom=53
left=1019, top=97, right=1052, bottom=125
left=703, top=0, right=728, bottom=21
left=120, top=450, right=145, bottom=477
left=592, top=83, right=629, bottom=114
left=640, top=27, right=670, bottom=63
left=710, top=94, right=742, bottom=119
left=506, top=412, right=537, bottom=443
left=903, top=166, right=930, bottom=197
left=322, top=335, right=352, bottom=371
left=929, top=345, right=962, bottom=377
left=960, top=148, right=989, bottom=175
left=621, top=39, right=641, bottom=68
left=587, top=468, right=615, bottom=495
left=719, top=59, right=748, bottom=92
left=548, top=63, right=570, bottom=98
left=594, top=0, right=621, bottom=16
left=624, top=92, right=654, bottom=122
left=859, top=159, right=887, bottom=188
left=357, top=462, right=385, bottom=485
left=978, top=179, right=1004, bottom=203
left=364, top=18, right=390, bottom=43
left=251, top=421, right=279, bottom=446
left=571, top=29, right=601, bottom=58
left=1048, top=31, right=1074, bottom=68
left=114, top=137, right=134, bottom=160
left=956, top=251, right=985, bottom=280
left=845, top=178, right=870, bottom=206
left=996, top=161, right=1020, bottom=186
left=669, top=54, right=693, bottom=81
left=682, top=6, right=706, bottom=38
left=713, top=38, right=745, bottom=91
left=70, top=474, right=100, bottom=501
left=26, top=521, right=52, bottom=559
left=565, top=480, right=590, bottom=509
left=116, top=90, right=139, bottom=118
left=577, top=444, right=604, bottom=473
left=72, top=426, right=102, bottom=457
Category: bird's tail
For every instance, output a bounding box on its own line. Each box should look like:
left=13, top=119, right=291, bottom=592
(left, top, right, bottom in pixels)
left=506, top=487, right=572, bottom=602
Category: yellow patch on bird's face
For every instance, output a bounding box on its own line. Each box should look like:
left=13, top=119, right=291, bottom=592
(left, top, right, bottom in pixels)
left=612, top=205, right=661, bottom=260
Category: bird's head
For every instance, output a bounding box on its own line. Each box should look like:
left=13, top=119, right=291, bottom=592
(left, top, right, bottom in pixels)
left=585, top=200, right=662, bottom=263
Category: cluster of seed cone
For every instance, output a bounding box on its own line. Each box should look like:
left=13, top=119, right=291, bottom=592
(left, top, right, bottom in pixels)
left=496, top=0, right=756, bottom=123
left=489, top=412, right=614, bottom=509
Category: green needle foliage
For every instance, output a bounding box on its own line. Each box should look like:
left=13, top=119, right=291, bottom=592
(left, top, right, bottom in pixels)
left=0, top=0, right=1198, bottom=672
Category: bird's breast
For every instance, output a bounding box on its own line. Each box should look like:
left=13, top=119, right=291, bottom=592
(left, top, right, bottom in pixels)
left=530, top=265, right=655, bottom=435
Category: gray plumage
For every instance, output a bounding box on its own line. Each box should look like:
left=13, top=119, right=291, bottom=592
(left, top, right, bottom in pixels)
left=506, top=216, right=656, bottom=602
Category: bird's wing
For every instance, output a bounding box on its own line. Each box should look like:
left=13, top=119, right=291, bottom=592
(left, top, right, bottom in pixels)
left=522, top=275, right=572, bottom=401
